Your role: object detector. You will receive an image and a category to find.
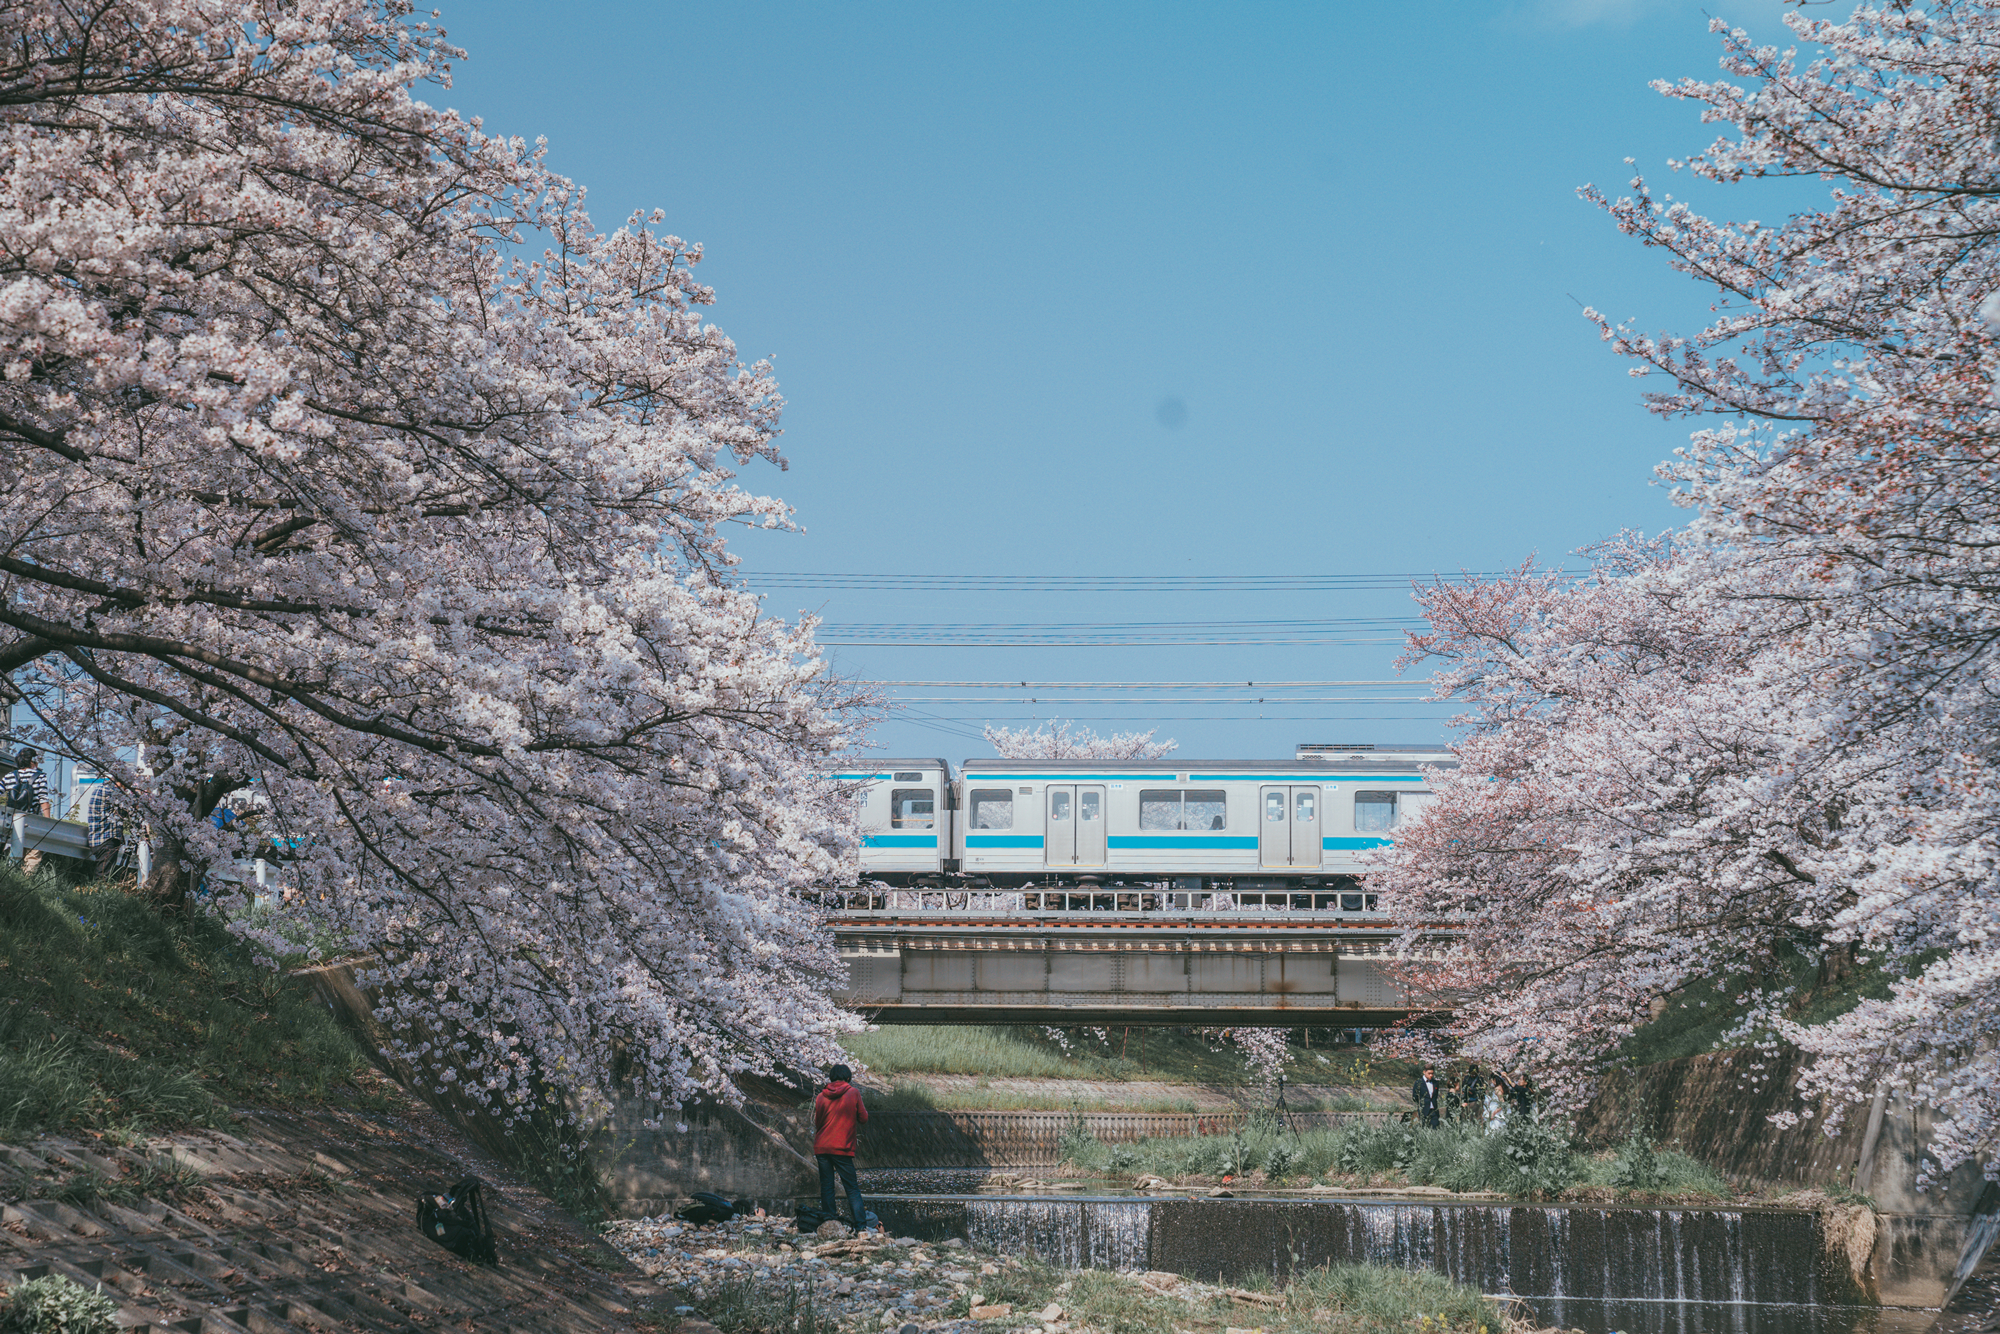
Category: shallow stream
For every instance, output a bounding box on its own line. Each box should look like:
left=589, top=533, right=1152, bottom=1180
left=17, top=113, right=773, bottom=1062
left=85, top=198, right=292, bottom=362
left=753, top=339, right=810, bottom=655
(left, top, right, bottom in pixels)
left=863, top=1191, right=1931, bottom=1334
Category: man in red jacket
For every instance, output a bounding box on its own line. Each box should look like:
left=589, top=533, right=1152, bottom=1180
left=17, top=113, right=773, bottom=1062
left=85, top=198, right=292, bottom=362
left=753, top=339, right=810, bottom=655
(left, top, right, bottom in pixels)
left=813, top=1063, right=870, bottom=1231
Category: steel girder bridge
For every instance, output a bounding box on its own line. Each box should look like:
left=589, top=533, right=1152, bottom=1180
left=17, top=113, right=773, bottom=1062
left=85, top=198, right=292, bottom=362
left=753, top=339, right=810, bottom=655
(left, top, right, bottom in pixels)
left=828, top=909, right=1413, bottom=1027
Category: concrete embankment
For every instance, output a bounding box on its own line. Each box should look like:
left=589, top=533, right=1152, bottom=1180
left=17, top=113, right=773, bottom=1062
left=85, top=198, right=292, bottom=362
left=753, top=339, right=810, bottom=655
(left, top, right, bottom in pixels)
left=1579, top=1045, right=1987, bottom=1308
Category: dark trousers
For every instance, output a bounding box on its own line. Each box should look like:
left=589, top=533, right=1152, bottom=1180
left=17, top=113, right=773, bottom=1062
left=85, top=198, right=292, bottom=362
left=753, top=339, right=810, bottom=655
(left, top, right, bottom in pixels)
left=1420, top=1105, right=1439, bottom=1129
left=817, top=1153, right=866, bottom=1227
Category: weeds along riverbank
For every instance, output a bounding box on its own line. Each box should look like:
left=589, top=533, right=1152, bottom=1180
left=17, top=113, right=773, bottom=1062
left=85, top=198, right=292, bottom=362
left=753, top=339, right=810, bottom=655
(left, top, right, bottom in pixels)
left=1054, top=1113, right=1734, bottom=1202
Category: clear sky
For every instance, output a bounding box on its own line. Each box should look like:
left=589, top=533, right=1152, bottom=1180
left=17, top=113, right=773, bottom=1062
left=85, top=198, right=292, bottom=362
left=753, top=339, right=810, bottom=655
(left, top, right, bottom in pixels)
left=441, top=0, right=1800, bottom=761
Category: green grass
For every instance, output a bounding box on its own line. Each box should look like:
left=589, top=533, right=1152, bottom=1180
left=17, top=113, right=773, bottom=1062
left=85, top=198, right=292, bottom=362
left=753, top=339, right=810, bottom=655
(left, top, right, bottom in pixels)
left=1618, top=946, right=1904, bottom=1067
left=1057, top=1113, right=1730, bottom=1200
left=840, top=1025, right=1406, bottom=1087
left=0, top=864, right=368, bottom=1136
left=944, top=1255, right=1500, bottom=1334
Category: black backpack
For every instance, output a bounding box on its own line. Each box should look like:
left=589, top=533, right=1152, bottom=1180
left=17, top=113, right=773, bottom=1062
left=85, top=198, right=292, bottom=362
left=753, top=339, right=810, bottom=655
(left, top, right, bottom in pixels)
left=4, top=770, right=35, bottom=813
left=676, top=1191, right=745, bottom=1226
left=417, top=1175, right=498, bottom=1265
left=793, top=1203, right=833, bottom=1233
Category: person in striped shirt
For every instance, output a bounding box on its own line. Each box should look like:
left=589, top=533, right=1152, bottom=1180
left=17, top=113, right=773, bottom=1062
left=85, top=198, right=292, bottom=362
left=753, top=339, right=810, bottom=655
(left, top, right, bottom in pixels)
left=5, top=748, right=50, bottom=873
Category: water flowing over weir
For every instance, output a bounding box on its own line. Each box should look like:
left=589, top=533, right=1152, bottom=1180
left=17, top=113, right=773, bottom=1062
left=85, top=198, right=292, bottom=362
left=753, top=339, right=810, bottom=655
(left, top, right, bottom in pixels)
left=867, top=1195, right=1905, bottom=1334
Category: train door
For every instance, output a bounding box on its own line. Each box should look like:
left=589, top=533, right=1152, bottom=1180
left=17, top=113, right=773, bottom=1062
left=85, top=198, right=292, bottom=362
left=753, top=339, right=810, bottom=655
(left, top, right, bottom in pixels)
left=1291, top=786, right=1321, bottom=868
left=1259, top=785, right=1322, bottom=867
left=1046, top=785, right=1106, bottom=867
left=1077, top=786, right=1106, bottom=865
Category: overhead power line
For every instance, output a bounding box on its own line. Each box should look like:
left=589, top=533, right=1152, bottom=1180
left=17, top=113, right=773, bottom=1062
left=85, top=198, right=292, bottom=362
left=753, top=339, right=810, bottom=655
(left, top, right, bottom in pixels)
left=757, top=571, right=1569, bottom=592
left=820, top=617, right=1421, bottom=647
left=884, top=700, right=1432, bottom=708
left=867, top=679, right=1417, bottom=688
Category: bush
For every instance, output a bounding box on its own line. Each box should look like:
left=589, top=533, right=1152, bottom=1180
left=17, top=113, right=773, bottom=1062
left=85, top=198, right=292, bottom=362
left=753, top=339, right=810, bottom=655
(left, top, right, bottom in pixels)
left=1610, top=1132, right=1662, bottom=1191
left=0, top=1275, right=118, bottom=1334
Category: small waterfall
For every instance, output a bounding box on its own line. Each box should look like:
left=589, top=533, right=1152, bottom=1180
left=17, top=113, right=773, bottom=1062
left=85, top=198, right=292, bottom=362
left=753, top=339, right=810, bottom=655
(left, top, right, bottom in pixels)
left=963, top=1199, right=1150, bottom=1272
left=867, top=1194, right=1876, bottom=1333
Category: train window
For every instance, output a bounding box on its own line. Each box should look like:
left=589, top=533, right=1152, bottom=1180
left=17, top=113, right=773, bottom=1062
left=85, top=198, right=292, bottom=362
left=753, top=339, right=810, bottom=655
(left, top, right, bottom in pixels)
left=893, top=771, right=925, bottom=782
left=1265, top=792, right=1285, bottom=823
left=1355, top=791, right=1397, bottom=832
left=1049, top=789, right=1071, bottom=822
left=1296, top=791, right=1316, bottom=822
left=890, top=788, right=934, bottom=829
left=1139, top=790, right=1227, bottom=830
left=970, top=789, right=1014, bottom=830
left=1139, top=791, right=1180, bottom=830
left=1080, top=790, right=1101, bottom=822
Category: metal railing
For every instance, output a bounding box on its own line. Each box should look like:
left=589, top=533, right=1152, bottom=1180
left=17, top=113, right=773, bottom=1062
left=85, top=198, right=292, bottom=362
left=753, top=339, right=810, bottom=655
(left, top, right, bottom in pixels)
left=826, top=888, right=1387, bottom=919
left=8, top=812, right=276, bottom=892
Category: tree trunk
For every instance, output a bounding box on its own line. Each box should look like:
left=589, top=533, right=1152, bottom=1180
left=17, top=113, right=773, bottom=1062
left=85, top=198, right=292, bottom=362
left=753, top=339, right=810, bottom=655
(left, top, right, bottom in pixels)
left=139, top=824, right=192, bottom=912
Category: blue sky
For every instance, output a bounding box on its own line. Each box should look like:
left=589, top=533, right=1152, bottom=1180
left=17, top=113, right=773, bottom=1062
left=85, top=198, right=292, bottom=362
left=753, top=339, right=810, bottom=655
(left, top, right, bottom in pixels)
left=444, top=0, right=1800, bottom=760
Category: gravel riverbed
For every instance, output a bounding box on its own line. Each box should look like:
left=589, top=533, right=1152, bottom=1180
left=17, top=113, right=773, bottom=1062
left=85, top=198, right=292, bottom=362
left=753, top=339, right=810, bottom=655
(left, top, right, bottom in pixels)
left=603, top=1212, right=1011, bottom=1333
left=600, top=1211, right=1529, bottom=1334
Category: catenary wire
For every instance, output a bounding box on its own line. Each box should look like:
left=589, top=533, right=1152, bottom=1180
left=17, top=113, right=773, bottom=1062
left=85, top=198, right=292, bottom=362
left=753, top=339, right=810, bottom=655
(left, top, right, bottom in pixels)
left=753, top=570, right=1573, bottom=591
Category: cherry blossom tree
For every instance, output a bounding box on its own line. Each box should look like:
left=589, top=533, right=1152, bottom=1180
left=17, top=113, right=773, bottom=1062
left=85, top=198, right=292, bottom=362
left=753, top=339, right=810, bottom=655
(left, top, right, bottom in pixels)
left=1388, top=0, right=2000, bottom=1171
left=0, top=0, right=867, bottom=1118
left=981, top=720, right=1177, bottom=760
left=1374, top=542, right=1856, bottom=1111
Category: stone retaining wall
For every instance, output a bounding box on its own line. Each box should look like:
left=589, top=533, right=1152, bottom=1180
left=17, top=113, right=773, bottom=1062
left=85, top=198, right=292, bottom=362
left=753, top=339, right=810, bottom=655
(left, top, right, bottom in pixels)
left=862, top=1110, right=1388, bottom=1169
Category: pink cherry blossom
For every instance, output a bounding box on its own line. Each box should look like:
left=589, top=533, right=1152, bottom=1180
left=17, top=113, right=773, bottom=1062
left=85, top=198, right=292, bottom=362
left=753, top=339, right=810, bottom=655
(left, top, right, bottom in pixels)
left=0, top=0, right=867, bottom=1120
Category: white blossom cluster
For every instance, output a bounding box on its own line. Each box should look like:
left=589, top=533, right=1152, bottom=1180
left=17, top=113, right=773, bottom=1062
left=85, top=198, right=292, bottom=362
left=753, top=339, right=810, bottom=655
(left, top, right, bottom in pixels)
left=0, top=0, right=867, bottom=1117
left=981, top=721, right=1176, bottom=761
left=1377, top=2, right=2000, bottom=1176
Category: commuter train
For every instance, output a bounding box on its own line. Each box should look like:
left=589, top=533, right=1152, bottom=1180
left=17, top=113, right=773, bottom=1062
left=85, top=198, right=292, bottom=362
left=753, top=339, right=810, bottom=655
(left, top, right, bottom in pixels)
left=835, top=743, right=1451, bottom=912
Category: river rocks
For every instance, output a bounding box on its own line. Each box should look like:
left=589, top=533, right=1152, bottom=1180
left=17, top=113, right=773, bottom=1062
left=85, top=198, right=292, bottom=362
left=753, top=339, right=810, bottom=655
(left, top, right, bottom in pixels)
left=605, top=1213, right=988, bottom=1333
left=970, top=1305, right=1011, bottom=1320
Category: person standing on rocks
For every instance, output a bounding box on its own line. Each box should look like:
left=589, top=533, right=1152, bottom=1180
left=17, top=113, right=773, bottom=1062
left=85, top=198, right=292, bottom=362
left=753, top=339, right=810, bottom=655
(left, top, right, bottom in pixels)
left=814, top=1063, right=871, bottom=1231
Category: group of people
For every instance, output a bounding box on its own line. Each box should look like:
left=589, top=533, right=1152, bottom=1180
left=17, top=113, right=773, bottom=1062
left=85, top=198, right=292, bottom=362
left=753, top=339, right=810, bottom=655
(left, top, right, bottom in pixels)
left=1408, top=1061, right=1536, bottom=1129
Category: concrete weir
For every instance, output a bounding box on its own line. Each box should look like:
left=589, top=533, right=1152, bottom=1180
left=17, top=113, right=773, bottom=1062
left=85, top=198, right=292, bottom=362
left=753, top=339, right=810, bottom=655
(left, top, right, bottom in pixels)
left=869, top=1194, right=1886, bottom=1334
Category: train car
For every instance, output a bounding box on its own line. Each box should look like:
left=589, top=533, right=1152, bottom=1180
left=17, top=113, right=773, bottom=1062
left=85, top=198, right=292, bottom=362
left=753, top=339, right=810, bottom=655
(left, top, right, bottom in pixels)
left=846, top=743, right=1452, bottom=907
left=839, top=757, right=955, bottom=885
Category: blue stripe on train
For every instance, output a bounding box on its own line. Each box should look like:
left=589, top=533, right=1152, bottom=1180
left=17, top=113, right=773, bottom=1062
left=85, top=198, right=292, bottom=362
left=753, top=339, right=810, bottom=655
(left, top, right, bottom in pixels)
left=1325, top=837, right=1394, bottom=849
left=862, top=835, right=937, bottom=848
left=965, top=835, right=1045, bottom=848
left=1107, top=836, right=1259, bottom=850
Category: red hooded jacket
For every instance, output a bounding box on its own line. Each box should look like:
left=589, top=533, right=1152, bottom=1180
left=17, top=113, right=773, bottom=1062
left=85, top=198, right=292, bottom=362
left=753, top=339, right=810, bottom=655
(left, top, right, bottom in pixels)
left=813, top=1079, right=868, bottom=1156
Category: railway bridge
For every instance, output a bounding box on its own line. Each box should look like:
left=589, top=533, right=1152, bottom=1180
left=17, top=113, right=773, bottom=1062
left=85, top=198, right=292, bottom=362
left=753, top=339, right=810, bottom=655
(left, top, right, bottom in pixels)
left=829, top=907, right=1412, bottom=1027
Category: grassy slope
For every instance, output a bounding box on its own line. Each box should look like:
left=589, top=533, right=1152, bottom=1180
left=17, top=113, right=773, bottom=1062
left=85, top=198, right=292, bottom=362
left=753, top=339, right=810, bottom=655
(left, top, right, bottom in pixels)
left=0, top=865, right=368, bottom=1137
left=1617, top=947, right=1901, bottom=1068
left=841, top=1025, right=1406, bottom=1089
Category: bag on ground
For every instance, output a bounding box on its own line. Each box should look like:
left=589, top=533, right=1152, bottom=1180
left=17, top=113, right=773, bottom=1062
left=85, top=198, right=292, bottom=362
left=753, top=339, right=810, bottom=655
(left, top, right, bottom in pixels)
left=417, top=1175, right=498, bottom=1265
left=676, top=1191, right=745, bottom=1226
